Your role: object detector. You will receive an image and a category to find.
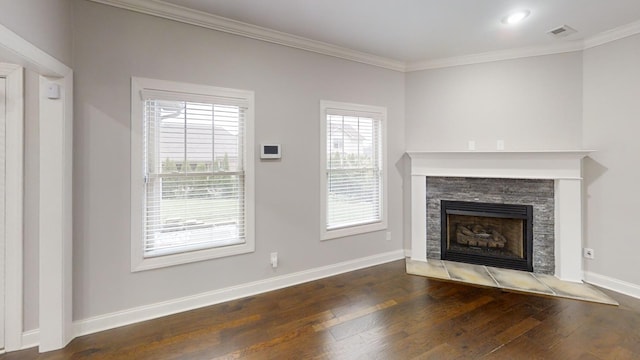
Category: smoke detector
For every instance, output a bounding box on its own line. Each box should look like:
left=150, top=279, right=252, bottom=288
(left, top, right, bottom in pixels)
left=547, top=25, right=577, bottom=38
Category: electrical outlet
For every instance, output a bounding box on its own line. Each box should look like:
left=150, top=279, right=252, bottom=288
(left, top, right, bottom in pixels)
left=270, top=252, right=278, bottom=268
left=468, top=140, right=476, bottom=151
left=386, top=231, right=392, bottom=241
left=583, top=248, right=594, bottom=259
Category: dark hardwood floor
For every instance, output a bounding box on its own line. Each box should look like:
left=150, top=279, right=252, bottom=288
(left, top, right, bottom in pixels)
left=4, top=260, right=640, bottom=359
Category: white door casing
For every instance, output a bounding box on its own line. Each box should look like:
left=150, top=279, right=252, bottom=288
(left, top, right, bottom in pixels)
left=0, top=62, right=24, bottom=352
left=0, top=76, right=6, bottom=351
left=2, top=20, right=72, bottom=352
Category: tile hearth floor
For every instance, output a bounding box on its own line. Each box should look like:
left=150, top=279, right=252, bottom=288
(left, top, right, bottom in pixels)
left=406, top=259, right=618, bottom=305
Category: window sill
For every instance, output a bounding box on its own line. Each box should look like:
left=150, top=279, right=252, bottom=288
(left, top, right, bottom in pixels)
left=131, top=241, right=254, bottom=272
left=321, top=220, right=387, bottom=241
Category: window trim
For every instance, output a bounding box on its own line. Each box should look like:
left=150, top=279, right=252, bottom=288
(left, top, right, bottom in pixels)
left=320, top=100, right=388, bottom=241
left=131, top=77, right=255, bottom=272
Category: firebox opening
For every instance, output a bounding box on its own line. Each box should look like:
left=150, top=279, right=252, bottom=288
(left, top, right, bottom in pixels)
left=441, top=200, right=533, bottom=272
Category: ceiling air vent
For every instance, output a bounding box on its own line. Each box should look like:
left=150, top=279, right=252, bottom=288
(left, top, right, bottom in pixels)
left=547, top=25, right=577, bottom=38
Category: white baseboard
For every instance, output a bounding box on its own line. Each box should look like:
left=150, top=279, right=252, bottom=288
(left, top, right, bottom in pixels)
left=72, top=250, right=404, bottom=338
left=584, top=271, right=640, bottom=300
left=18, top=250, right=404, bottom=350
left=20, top=329, right=40, bottom=350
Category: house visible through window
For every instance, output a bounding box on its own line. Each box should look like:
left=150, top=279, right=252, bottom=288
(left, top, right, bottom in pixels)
left=320, top=101, right=387, bottom=240
left=131, top=78, right=254, bottom=271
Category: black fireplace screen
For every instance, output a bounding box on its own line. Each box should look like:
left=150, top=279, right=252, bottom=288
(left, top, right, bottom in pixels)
left=441, top=200, right=533, bottom=272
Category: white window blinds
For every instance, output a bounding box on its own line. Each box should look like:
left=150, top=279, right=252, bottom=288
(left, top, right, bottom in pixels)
left=142, top=94, right=246, bottom=258
left=325, top=110, right=383, bottom=230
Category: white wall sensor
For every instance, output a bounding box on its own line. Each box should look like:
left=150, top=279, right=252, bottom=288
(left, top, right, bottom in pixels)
left=47, top=83, right=61, bottom=100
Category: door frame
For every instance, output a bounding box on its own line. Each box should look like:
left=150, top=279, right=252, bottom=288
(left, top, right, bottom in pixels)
left=0, top=62, right=24, bottom=352
left=1, top=22, right=73, bottom=352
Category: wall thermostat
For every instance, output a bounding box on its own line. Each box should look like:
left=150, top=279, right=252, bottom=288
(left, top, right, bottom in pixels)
left=260, top=144, right=281, bottom=159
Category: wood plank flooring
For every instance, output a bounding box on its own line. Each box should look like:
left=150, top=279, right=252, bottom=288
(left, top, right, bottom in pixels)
left=3, top=260, right=640, bottom=359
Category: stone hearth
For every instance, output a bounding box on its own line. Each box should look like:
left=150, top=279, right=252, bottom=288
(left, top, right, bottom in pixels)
left=406, top=259, right=617, bottom=305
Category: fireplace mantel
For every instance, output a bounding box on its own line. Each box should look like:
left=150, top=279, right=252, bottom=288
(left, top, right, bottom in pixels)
left=407, top=150, right=593, bottom=282
left=407, top=150, right=592, bottom=179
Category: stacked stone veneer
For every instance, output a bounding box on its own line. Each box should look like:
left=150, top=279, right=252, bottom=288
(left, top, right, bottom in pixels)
left=426, top=177, right=555, bottom=275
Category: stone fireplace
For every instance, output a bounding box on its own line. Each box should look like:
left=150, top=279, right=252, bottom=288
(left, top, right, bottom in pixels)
left=429, top=177, right=554, bottom=274
left=408, top=150, right=591, bottom=282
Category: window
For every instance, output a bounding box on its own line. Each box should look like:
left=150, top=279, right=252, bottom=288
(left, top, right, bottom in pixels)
left=131, top=78, right=254, bottom=271
left=320, top=100, right=387, bottom=240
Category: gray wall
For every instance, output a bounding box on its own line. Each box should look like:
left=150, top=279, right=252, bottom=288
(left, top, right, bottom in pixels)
left=402, top=51, right=585, bottom=274
left=405, top=53, right=583, bottom=151
left=583, top=34, right=640, bottom=286
left=404, top=41, right=640, bottom=290
left=0, top=0, right=72, bottom=66
left=11, top=0, right=640, bottom=333
left=71, top=0, right=405, bottom=320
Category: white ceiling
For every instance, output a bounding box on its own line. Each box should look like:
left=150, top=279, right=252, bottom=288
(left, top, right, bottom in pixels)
left=161, top=0, right=640, bottom=63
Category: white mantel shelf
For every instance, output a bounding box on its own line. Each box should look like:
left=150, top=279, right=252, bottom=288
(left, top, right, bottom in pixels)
left=407, top=150, right=594, bottom=180
left=407, top=149, right=593, bottom=283
left=407, top=149, right=594, bottom=156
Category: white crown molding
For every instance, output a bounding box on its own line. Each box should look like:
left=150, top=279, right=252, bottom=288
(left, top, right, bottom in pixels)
left=407, top=19, right=640, bottom=72
left=583, top=19, right=640, bottom=49
left=406, top=41, right=584, bottom=72
left=88, top=0, right=406, bottom=72
left=90, top=0, right=640, bottom=73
